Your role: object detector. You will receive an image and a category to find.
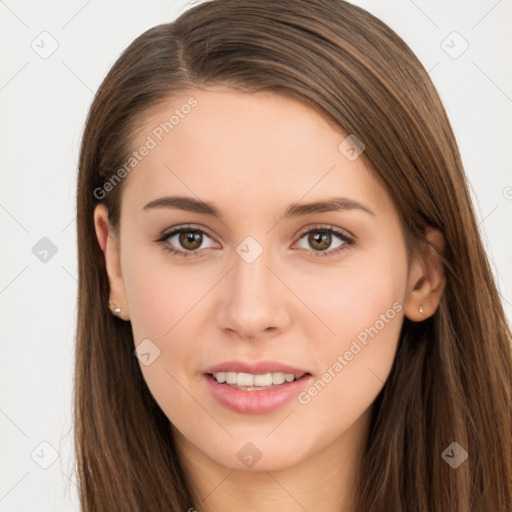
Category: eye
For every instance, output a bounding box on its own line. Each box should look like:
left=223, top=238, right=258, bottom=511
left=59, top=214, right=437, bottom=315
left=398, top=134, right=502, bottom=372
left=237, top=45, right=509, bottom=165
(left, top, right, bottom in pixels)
left=156, top=224, right=355, bottom=258
left=156, top=224, right=217, bottom=257
left=294, top=225, right=355, bottom=257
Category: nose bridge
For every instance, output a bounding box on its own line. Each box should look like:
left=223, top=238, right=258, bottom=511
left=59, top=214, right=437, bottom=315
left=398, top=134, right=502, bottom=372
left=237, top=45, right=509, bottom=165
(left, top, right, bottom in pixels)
left=219, top=235, right=288, bottom=336
left=233, top=244, right=270, bottom=296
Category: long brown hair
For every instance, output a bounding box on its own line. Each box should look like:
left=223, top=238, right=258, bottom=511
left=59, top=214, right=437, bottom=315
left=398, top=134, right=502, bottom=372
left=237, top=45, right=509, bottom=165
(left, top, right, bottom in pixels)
left=74, top=0, right=512, bottom=510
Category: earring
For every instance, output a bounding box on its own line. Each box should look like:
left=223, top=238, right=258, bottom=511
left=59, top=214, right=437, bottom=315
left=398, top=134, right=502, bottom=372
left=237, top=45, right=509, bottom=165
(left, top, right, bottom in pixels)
left=109, top=301, right=122, bottom=316
left=419, top=304, right=425, bottom=316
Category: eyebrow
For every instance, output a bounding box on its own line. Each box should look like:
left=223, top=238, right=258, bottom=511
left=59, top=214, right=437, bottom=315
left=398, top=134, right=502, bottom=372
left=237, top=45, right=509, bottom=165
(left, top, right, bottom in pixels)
left=142, top=195, right=375, bottom=219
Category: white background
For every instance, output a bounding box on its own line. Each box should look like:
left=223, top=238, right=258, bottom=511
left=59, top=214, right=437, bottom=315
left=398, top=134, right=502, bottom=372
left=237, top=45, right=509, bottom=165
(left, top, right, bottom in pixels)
left=0, top=0, right=511, bottom=510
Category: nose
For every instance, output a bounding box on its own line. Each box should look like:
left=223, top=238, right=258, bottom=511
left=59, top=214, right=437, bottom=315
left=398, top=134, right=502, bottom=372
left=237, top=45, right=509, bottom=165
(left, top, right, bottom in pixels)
left=216, top=245, right=291, bottom=340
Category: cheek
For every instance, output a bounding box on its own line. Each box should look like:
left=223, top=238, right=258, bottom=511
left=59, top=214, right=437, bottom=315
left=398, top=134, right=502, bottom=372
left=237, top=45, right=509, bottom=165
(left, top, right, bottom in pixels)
left=125, top=268, right=177, bottom=342
left=297, top=241, right=406, bottom=339
left=121, top=254, right=210, bottom=422
left=123, top=246, right=209, bottom=343
left=295, top=243, right=407, bottom=420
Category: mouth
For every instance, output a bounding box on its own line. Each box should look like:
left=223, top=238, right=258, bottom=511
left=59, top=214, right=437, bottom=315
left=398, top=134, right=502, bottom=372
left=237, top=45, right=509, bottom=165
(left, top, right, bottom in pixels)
left=204, top=370, right=314, bottom=414
left=207, top=371, right=310, bottom=391
left=203, top=360, right=313, bottom=413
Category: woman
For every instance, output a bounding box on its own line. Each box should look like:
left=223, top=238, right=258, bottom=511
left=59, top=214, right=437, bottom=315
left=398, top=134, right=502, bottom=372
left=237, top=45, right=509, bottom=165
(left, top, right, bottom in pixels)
left=74, top=0, right=512, bottom=510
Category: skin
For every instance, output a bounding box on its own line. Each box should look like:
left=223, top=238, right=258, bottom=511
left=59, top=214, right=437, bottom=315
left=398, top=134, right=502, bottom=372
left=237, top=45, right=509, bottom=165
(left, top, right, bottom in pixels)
left=94, top=87, right=446, bottom=511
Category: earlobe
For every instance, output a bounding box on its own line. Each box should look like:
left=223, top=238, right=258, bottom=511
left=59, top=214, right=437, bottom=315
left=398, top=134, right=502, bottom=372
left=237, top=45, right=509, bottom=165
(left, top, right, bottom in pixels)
left=93, top=204, right=130, bottom=321
left=404, top=226, right=446, bottom=322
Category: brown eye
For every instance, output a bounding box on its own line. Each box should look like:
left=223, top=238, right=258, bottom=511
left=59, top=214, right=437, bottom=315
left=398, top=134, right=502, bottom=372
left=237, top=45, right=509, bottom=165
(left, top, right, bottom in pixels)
left=295, top=226, right=354, bottom=257
left=307, top=231, right=332, bottom=251
left=179, top=231, right=203, bottom=250
left=157, top=225, right=217, bottom=257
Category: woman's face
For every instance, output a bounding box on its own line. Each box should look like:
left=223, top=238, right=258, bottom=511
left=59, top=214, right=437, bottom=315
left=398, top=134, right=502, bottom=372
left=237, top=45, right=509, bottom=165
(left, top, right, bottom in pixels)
left=95, top=87, right=415, bottom=472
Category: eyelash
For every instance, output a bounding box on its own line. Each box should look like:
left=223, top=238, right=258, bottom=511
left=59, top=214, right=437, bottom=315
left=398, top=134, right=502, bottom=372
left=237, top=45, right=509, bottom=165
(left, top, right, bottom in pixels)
left=156, top=224, right=356, bottom=258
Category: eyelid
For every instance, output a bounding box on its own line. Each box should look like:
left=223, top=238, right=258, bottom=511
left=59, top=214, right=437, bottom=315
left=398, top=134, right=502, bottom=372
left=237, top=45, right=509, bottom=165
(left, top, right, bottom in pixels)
left=158, top=223, right=217, bottom=241
left=294, top=223, right=355, bottom=243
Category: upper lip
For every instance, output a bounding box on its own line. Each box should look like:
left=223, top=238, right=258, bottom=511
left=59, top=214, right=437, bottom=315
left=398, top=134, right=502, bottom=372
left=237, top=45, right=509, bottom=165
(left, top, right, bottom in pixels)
left=204, top=360, right=311, bottom=376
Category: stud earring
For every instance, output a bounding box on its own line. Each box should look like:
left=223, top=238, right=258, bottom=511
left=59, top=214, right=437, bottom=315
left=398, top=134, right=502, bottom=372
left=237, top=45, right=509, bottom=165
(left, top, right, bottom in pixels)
left=419, top=304, right=425, bottom=316
left=109, top=301, right=122, bottom=316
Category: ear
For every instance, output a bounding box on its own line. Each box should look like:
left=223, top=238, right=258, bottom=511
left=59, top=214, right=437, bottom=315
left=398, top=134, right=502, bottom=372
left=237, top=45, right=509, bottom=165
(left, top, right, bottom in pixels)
left=93, top=203, right=130, bottom=321
left=404, top=226, right=446, bottom=322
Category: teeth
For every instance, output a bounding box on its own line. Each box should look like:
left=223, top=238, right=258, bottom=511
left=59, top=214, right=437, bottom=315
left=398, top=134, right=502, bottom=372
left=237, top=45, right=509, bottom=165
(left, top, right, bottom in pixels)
left=271, top=372, right=285, bottom=385
left=237, top=372, right=256, bottom=386
left=215, top=372, right=227, bottom=383
left=212, top=371, right=301, bottom=387
left=226, top=372, right=237, bottom=384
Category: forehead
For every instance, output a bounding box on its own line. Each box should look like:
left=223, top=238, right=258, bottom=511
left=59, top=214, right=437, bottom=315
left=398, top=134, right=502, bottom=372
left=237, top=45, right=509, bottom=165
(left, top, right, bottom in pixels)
left=122, top=87, right=389, bottom=216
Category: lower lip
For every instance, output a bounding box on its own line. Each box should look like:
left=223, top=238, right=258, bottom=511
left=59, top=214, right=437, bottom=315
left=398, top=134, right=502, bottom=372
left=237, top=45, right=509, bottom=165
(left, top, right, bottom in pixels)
left=204, top=374, right=313, bottom=414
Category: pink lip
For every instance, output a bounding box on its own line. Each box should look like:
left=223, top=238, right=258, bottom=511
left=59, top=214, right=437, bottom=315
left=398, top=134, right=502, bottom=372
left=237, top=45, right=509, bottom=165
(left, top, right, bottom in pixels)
left=204, top=374, right=313, bottom=414
left=204, top=359, right=311, bottom=376
left=203, top=360, right=313, bottom=414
